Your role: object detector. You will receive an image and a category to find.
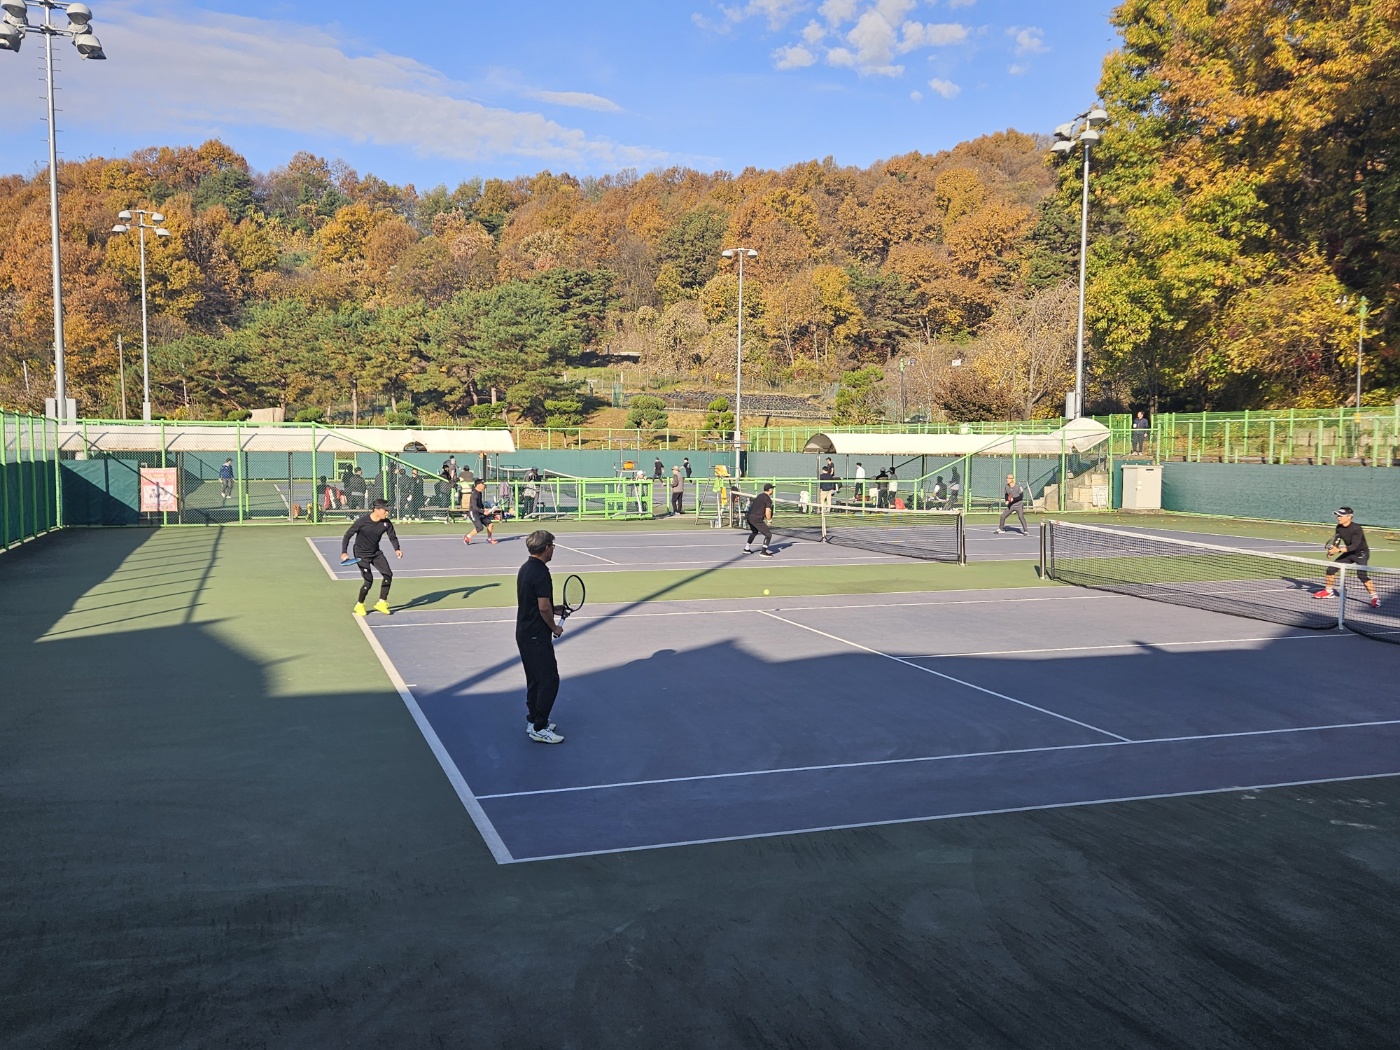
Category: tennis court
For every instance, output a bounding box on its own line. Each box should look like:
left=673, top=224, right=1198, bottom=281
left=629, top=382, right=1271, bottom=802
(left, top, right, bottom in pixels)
left=315, top=513, right=1400, bottom=863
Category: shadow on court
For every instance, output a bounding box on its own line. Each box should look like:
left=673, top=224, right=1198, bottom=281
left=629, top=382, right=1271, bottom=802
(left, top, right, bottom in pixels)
left=3, top=526, right=1400, bottom=1049
left=393, top=582, right=502, bottom=611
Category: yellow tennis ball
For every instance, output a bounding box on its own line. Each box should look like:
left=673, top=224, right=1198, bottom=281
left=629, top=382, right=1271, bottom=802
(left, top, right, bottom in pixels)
left=763, top=589, right=770, bottom=595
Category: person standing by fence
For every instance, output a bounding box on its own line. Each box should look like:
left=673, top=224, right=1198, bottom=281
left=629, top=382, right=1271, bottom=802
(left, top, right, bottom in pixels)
left=1132, top=411, right=1151, bottom=454
left=819, top=458, right=837, bottom=509
left=218, top=458, right=235, bottom=503
left=670, top=465, right=684, bottom=515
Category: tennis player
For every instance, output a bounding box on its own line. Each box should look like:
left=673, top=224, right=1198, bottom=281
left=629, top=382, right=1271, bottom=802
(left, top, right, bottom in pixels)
left=342, top=499, right=402, bottom=616
left=744, top=483, right=776, bottom=557
left=998, top=474, right=1028, bottom=534
left=463, top=479, right=498, bottom=544
left=218, top=458, right=235, bottom=502
left=518, top=530, right=565, bottom=744
left=1313, top=506, right=1381, bottom=607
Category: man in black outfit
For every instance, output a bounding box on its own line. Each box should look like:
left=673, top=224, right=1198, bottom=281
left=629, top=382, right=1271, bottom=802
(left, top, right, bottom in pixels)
left=1314, top=506, right=1381, bottom=607
left=341, top=499, right=402, bottom=616
left=463, top=479, right=498, bottom=544
left=345, top=467, right=368, bottom=510
left=743, top=483, right=776, bottom=557
left=653, top=456, right=664, bottom=480
left=518, top=530, right=565, bottom=744
left=683, top=457, right=692, bottom=479
left=1131, top=411, right=1150, bottom=454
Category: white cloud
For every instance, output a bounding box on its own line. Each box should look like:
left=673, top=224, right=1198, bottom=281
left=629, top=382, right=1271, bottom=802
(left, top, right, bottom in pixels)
left=947, top=0, right=977, bottom=7
left=927, top=78, right=961, bottom=98
left=716, top=0, right=810, bottom=29
left=801, top=19, right=827, bottom=44
left=819, top=0, right=859, bottom=25
left=910, top=89, right=923, bottom=101
left=826, top=46, right=856, bottom=67
left=66, top=2, right=663, bottom=168
left=847, top=9, right=901, bottom=67
left=1008, top=63, right=1029, bottom=76
left=1008, top=26, right=1049, bottom=55
left=773, top=44, right=818, bottom=69
left=899, top=21, right=971, bottom=50
left=526, top=90, right=624, bottom=113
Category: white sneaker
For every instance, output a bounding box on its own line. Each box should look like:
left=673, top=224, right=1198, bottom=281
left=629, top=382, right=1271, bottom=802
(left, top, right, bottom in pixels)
left=528, top=726, right=565, bottom=744
left=742, top=546, right=753, bottom=554
left=759, top=548, right=774, bottom=557
left=526, top=721, right=556, bottom=734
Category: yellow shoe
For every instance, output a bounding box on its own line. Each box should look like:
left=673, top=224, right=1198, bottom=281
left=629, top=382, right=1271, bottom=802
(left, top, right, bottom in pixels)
left=374, top=600, right=391, bottom=615
left=353, top=603, right=366, bottom=616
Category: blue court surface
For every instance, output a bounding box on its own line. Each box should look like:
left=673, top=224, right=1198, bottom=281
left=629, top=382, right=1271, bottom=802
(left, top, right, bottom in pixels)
left=308, top=523, right=1321, bottom=578
left=354, top=584, right=1400, bottom=864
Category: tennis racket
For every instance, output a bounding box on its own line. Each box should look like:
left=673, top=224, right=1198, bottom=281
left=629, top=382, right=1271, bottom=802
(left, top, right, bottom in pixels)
left=1326, top=534, right=1345, bottom=557
left=340, top=556, right=361, bottom=567
left=558, top=573, right=586, bottom=621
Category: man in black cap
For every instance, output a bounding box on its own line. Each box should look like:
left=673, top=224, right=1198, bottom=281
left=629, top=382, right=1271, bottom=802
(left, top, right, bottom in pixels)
left=1313, top=506, right=1380, bottom=608
left=743, top=483, right=776, bottom=557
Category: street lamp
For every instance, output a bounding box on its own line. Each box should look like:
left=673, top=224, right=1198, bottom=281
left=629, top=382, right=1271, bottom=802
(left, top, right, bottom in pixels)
left=1, top=1, right=107, bottom=422
left=112, top=209, right=171, bottom=421
left=1335, top=294, right=1370, bottom=411
left=1049, top=104, right=1108, bottom=419
left=898, top=357, right=907, bottom=423
left=720, top=247, right=757, bottom=478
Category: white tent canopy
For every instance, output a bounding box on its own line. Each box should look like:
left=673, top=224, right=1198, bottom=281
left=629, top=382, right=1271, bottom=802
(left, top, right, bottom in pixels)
left=801, top=419, right=1111, bottom=458
left=57, top=423, right=516, bottom=455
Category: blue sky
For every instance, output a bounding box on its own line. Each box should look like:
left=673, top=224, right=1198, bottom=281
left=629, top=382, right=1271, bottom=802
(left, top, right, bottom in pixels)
left=0, top=0, right=1120, bottom=188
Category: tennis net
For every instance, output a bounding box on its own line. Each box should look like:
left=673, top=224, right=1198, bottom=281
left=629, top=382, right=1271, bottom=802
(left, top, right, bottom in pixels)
left=732, top=492, right=966, bottom=564
left=1041, top=520, right=1400, bottom=643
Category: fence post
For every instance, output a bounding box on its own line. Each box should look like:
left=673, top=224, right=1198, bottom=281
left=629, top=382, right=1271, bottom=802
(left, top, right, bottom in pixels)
left=160, top=419, right=168, bottom=527
left=1223, top=419, right=1231, bottom=462
left=236, top=421, right=245, bottom=524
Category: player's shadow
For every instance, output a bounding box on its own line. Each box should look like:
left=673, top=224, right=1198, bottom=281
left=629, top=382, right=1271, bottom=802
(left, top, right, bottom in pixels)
left=396, top=583, right=500, bottom=611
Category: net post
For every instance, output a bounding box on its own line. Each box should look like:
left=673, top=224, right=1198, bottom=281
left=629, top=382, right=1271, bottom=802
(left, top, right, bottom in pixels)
left=1337, top=565, right=1347, bottom=631
left=957, top=512, right=966, bottom=565
left=1039, top=521, right=1047, bottom=579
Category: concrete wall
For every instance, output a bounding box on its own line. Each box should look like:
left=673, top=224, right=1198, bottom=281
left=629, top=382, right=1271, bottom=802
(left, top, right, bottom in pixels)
left=1161, top=462, right=1400, bottom=528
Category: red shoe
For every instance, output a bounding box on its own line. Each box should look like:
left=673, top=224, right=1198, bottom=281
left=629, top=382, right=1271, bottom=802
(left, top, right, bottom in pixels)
left=1372, top=597, right=1382, bottom=609
left=488, top=538, right=499, bottom=544
left=463, top=535, right=471, bottom=544
left=1312, top=589, right=1334, bottom=599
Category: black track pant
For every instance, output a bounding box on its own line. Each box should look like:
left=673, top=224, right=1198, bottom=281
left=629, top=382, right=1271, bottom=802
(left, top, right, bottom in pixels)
left=671, top=490, right=683, bottom=514
left=999, top=501, right=1027, bottom=532
left=746, top=520, right=772, bottom=549
left=517, top=637, right=560, bottom=729
left=357, top=553, right=392, bottom=602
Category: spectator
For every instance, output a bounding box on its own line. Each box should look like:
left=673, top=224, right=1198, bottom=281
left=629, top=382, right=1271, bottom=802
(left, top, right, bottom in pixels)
left=949, top=469, right=962, bottom=509
left=498, top=476, right=513, bottom=517
left=1131, top=411, right=1151, bottom=454
left=394, top=466, right=409, bottom=519
left=682, top=457, right=692, bottom=480
left=854, top=461, right=866, bottom=502
left=875, top=469, right=890, bottom=508
left=441, top=455, right=458, bottom=483
left=888, top=467, right=899, bottom=509
left=408, top=469, right=425, bottom=519
left=930, top=475, right=947, bottom=508
left=670, top=465, right=684, bottom=515
left=522, top=470, right=540, bottom=518
left=345, top=467, right=368, bottom=510
left=818, top=458, right=837, bottom=509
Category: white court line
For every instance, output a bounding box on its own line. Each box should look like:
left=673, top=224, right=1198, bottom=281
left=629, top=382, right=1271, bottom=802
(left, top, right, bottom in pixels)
left=305, top=535, right=339, bottom=581
left=371, top=591, right=1119, bottom=629
left=477, top=716, right=1400, bottom=800
left=554, top=543, right=620, bottom=565
left=912, top=632, right=1346, bottom=660
left=271, top=483, right=292, bottom=511
left=353, top=616, right=514, bottom=865
left=757, top=610, right=1131, bottom=742
left=314, top=553, right=923, bottom=580
left=505, top=771, right=1400, bottom=864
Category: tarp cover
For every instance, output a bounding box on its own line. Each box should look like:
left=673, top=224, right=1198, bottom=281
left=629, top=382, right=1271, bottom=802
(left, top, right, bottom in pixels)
left=58, top=424, right=516, bottom=455
left=802, top=419, right=1111, bottom=457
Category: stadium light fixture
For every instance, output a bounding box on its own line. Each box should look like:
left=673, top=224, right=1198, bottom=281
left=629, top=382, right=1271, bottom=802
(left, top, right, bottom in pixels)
left=112, top=209, right=170, bottom=422
left=1049, top=104, right=1109, bottom=419
left=720, top=247, right=758, bottom=478
left=1, top=1, right=108, bottom=421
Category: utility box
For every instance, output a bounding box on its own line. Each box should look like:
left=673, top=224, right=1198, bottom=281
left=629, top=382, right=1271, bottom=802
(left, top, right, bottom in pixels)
left=1121, top=464, right=1162, bottom=510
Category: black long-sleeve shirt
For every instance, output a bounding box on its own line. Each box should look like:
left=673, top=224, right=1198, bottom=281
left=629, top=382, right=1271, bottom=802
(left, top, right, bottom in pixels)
left=1332, top=521, right=1368, bottom=556
left=342, top=514, right=400, bottom=558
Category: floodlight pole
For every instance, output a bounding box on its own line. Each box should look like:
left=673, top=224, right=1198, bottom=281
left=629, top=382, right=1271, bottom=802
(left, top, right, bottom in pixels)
left=1074, top=143, right=1090, bottom=420
left=112, top=208, right=169, bottom=420
left=1357, top=295, right=1368, bottom=413
left=42, top=10, right=65, bottom=420
left=722, top=247, right=757, bottom=478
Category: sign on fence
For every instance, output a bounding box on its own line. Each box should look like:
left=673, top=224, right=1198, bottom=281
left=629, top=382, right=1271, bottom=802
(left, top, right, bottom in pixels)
left=139, top=467, right=180, bottom=512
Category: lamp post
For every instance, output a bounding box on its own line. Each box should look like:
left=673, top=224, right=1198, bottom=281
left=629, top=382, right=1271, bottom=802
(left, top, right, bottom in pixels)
left=1050, top=104, right=1108, bottom=419
left=721, top=247, right=757, bottom=478
left=0, top=1, right=107, bottom=422
left=111, top=209, right=171, bottom=421
left=1336, top=294, right=1370, bottom=411
left=898, top=357, right=907, bottom=423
